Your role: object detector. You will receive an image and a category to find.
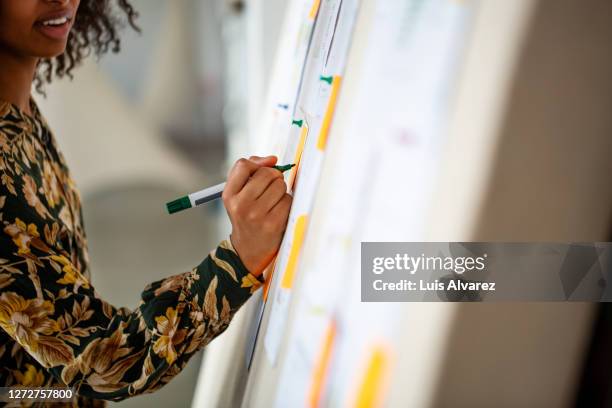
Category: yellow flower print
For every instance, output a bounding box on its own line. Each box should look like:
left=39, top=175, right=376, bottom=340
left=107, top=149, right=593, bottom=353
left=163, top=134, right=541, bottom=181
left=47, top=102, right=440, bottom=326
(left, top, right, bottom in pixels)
left=0, top=131, right=10, bottom=154
left=0, top=292, right=73, bottom=368
left=14, top=364, right=46, bottom=387
left=51, top=255, right=90, bottom=289
left=241, top=274, right=262, bottom=294
left=4, top=219, right=36, bottom=255
left=4, top=218, right=50, bottom=255
left=1, top=172, right=16, bottom=195
left=22, top=175, right=51, bottom=219
left=22, top=137, right=37, bottom=165
left=41, top=160, right=61, bottom=209
left=87, top=328, right=132, bottom=375
left=0, top=292, right=57, bottom=345
left=153, top=307, right=187, bottom=364
left=203, top=276, right=218, bottom=321
left=0, top=273, right=15, bottom=290
left=58, top=205, right=74, bottom=232
left=154, top=274, right=185, bottom=296
left=61, top=326, right=132, bottom=385
left=43, top=222, right=60, bottom=247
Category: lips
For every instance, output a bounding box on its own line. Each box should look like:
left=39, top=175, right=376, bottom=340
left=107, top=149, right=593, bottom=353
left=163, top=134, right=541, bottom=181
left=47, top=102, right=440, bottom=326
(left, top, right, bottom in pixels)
left=35, top=9, right=74, bottom=41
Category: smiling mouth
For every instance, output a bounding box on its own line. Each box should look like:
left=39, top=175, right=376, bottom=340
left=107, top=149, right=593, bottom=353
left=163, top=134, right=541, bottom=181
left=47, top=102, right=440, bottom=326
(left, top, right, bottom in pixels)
left=40, top=16, right=71, bottom=27
left=35, top=13, right=74, bottom=40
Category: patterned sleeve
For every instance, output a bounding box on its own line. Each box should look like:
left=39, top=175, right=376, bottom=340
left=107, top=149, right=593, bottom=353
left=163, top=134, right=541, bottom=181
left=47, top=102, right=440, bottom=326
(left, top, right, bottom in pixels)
left=0, top=193, right=263, bottom=400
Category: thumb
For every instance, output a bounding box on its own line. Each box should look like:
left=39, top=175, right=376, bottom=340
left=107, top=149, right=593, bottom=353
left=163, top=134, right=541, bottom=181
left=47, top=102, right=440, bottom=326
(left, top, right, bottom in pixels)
left=249, top=155, right=278, bottom=167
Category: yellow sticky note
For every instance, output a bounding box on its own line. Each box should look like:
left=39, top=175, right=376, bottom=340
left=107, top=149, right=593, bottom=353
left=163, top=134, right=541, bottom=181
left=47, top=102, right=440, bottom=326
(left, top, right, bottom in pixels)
left=308, top=322, right=336, bottom=408
left=317, top=76, right=342, bottom=151
left=289, top=125, right=308, bottom=191
left=281, top=215, right=308, bottom=289
left=309, top=0, right=321, bottom=19
left=354, top=346, right=390, bottom=408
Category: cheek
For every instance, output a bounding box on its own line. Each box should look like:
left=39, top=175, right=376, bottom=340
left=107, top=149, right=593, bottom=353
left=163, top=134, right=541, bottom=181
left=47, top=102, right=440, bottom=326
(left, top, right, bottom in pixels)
left=0, top=7, right=36, bottom=51
left=71, top=0, right=82, bottom=19
left=0, top=18, right=27, bottom=47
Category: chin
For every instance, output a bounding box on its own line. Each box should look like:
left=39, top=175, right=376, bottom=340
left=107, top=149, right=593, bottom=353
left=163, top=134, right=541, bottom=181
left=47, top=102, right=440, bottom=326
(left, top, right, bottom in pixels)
left=35, top=43, right=69, bottom=59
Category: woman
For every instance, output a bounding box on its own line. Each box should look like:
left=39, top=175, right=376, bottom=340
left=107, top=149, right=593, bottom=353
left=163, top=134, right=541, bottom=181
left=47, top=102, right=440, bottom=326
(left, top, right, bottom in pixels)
left=0, top=0, right=292, bottom=405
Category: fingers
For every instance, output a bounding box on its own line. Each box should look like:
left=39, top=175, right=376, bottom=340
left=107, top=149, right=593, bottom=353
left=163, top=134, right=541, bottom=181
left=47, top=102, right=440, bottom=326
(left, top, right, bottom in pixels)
left=257, top=177, right=288, bottom=213
left=224, top=158, right=261, bottom=197
left=249, top=155, right=278, bottom=167
left=238, top=166, right=283, bottom=201
left=268, top=194, right=293, bottom=226
left=223, top=156, right=278, bottom=198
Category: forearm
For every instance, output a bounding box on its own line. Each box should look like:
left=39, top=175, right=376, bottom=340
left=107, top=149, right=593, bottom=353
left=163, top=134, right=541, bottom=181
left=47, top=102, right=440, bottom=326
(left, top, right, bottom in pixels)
left=0, top=224, right=262, bottom=400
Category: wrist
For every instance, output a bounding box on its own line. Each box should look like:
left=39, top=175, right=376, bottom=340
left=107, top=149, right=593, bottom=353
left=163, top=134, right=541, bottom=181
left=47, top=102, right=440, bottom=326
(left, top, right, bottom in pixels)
left=229, top=234, right=265, bottom=277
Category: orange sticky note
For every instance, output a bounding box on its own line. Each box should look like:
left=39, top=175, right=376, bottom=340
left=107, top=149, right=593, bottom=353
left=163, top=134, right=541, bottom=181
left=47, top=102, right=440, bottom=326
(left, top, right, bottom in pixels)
left=281, top=215, right=308, bottom=289
left=308, top=322, right=336, bottom=408
left=309, top=0, right=321, bottom=19
left=317, top=76, right=342, bottom=151
left=354, top=346, right=390, bottom=408
left=289, top=125, right=308, bottom=191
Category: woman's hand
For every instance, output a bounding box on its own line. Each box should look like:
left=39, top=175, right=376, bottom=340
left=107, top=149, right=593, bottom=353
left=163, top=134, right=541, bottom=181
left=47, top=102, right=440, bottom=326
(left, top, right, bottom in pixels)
left=223, top=156, right=293, bottom=276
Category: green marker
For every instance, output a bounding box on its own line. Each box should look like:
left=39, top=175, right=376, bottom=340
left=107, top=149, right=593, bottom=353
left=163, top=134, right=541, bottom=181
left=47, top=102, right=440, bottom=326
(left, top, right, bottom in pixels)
left=166, top=164, right=296, bottom=215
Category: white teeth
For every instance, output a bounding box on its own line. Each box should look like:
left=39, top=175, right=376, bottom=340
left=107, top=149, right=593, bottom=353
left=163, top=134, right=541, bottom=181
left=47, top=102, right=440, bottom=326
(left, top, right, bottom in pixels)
left=42, top=17, right=69, bottom=26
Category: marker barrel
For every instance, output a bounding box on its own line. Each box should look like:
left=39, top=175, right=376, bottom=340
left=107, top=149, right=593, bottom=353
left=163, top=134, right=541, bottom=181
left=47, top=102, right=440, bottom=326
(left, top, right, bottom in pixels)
left=191, top=182, right=226, bottom=206
left=166, top=164, right=295, bottom=215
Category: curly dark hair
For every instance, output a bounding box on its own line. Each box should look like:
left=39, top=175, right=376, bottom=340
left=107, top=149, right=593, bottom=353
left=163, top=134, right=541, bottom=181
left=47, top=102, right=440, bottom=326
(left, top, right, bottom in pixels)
left=35, top=0, right=140, bottom=93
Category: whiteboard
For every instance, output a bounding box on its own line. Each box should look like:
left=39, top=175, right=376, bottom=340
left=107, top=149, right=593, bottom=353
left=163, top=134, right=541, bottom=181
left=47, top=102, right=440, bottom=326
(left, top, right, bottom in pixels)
left=193, top=0, right=612, bottom=406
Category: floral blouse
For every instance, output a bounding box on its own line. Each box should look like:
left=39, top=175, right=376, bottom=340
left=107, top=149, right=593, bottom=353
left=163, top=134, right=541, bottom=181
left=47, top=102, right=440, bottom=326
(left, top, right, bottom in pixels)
left=0, top=100, right=262, bottom=406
